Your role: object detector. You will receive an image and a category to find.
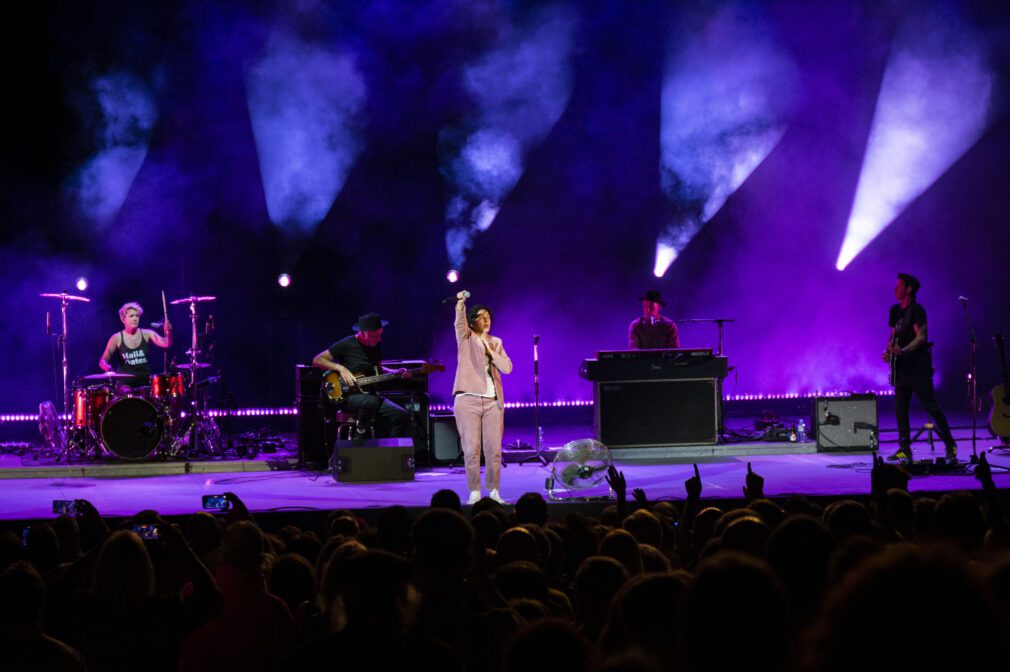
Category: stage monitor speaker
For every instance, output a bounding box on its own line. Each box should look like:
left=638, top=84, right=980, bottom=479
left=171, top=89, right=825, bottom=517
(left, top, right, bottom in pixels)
left=815, top=394, right=878, bottom=452
left=381, top=392, right=431, bottom=460
left=332, top=437, right=415, bottom=483
left=430, top=413, right=462, bottom=464
left=596, top=379, right=719, bottom=448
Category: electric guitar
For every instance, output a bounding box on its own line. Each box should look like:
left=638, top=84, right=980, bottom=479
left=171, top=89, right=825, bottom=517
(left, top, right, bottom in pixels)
left=990, top=335, right=1010, bottom=439
left=322, top=362, right=445, bottom=404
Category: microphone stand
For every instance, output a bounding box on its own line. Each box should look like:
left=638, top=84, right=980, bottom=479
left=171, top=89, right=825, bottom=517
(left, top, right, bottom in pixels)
left=677, top=318, right=734, bottom=440
left=520, top=334, right=548, bottom=466
left=960, top=298, right=979, bottom=463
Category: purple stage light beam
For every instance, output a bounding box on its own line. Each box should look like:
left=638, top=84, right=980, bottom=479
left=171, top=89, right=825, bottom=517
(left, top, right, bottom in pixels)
left=440, top=4, right=576, bottom=270
left=836, top=8, right=993, bottom=271
left=246, top=31, right=367, bottom=237
left=67, top=72, right=158, bottom=227
left=656, top=3, right=796, bottom=277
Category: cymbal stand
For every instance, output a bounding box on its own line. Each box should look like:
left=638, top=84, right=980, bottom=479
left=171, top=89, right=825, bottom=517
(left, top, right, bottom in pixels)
left=168, top=296, right=221, bottom=457
left=49, top=293, right=82, bottom=462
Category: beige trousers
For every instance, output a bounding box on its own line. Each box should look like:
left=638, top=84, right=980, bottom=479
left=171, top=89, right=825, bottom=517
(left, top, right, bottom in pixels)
left=453, top=394, right=504, bottom=492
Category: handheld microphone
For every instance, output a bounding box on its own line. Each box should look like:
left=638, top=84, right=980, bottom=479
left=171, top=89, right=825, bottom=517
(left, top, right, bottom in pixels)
left=45, top=312, right=51, bottom=336
left=442, top=291, right=470, bottom=304
left=958, top=296, right=969, bottom=304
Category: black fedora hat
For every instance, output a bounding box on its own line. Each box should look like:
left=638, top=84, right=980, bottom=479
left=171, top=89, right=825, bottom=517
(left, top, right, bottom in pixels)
left=639, top=290, right=665, bottom=305
left=351, top=313, right=389, bottom=332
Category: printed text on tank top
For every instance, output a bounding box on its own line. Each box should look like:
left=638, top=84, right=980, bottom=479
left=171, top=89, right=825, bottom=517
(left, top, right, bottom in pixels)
left=120, top=331, right=148, bottom=367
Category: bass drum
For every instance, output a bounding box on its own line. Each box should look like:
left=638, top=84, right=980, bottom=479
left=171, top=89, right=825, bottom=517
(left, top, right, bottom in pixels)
left=100, top=396, right=164, bottom=459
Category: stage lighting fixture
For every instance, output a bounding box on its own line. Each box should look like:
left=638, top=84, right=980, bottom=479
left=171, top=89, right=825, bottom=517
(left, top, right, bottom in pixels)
left=75, top=277, right=88, bottom=292
left=446, top=269, right=459, bottom=283
left=656, top=4, right=795, bottom=277
left=653, top=244, right=677, bottom=278
left=836, top=8, right=992, bottom=271
left=247, top=33, right=367, bottom=237
left=277, top=273, right=292, bottom=288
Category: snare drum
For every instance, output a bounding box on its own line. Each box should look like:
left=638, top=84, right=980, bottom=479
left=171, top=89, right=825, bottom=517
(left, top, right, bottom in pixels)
left=100, top=395, right=164, bottom=459
left=151, top=372, right=186, bottom=398
left=72, top=386, right=111, bottom=429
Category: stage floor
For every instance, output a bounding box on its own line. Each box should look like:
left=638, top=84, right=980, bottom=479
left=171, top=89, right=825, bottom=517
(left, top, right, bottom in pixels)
left=2, top=441, right=1008, bottom=522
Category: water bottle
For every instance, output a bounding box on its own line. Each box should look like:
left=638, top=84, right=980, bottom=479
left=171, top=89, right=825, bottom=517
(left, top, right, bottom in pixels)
left=797, top=418, right=807, bottom=443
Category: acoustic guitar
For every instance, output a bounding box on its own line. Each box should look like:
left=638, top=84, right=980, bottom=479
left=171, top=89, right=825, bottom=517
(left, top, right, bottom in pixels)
left=990, top=335, right=1010, bottom=439
left=322, top=362, right=445, bottom=404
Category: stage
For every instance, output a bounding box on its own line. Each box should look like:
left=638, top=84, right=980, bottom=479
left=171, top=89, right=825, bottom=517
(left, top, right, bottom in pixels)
left=2, top=414, right=1007, bottom=525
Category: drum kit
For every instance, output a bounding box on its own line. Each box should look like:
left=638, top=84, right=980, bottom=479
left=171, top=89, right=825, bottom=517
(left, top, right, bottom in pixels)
left=39, top=291, right=224, bottom=462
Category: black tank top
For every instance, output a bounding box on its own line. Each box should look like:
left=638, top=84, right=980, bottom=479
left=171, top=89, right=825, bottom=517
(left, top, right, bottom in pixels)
left=116, top=330, right=150, bottom=386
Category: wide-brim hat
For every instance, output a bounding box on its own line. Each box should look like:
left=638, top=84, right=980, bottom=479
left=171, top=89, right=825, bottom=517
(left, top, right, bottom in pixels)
left=351, top=313, right=388, bottom=332
left=639, top=289, right=665, bottom=305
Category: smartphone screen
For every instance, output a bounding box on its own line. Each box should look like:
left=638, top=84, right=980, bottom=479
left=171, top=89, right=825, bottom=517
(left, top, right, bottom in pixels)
left=53, top=499, right=78, bottom=515
left=132, top=524, right=160, bottom=541
left=22, top=526, right=30, bottom=546
left=202, top=494, right=229, bottom=510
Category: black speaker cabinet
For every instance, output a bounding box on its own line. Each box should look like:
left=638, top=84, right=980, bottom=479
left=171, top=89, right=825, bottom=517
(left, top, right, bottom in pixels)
left=815, top=394, right=878, bottom=452
left=430, top=412, right=462, bottom=464
left=332, top=437, right=415, bottom=482
left=295, top=365, right=327, bottom=465
left=595, top=379, right=719, bottom=448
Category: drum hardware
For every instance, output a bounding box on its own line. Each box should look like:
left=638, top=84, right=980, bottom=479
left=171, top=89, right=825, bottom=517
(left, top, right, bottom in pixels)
left=167, top=294, right=222, bottom=457
left=100, top=394, right=165, bottom=460
left=39, top=291, right=90, bottom=462
left=79, top=371, right=135, bottom=382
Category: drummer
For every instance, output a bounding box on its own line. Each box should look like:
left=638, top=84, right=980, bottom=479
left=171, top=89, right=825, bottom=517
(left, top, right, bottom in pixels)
left=98, top=302, right=172, bottom=388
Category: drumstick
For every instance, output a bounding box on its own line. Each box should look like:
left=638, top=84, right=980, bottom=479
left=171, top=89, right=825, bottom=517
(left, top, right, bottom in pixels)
left=161, top=290, right=168, bottom=327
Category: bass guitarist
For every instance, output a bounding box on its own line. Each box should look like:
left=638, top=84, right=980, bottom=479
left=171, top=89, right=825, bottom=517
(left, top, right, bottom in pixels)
left=312, top=312, right=411, bottom=437
left=882, top=273, right=957, bottom=462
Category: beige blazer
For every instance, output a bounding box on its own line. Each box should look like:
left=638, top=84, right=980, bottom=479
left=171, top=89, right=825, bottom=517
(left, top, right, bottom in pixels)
left=452, top=302, right=512, bottom=408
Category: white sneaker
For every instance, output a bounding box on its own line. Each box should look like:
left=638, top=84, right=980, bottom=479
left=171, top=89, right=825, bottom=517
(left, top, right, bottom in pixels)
left=467, top=490, right=481, bottom=505
left=488, top=489, right=506, bottom=505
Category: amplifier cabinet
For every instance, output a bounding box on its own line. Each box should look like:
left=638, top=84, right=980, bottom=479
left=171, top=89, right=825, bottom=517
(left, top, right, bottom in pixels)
left=595, top=378, right=719, bottom=448
left=814, top=394, right=878, bottom=452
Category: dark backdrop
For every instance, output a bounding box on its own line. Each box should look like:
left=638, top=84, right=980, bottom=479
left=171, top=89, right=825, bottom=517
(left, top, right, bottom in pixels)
left=2, top=0, right=1008, bottom=413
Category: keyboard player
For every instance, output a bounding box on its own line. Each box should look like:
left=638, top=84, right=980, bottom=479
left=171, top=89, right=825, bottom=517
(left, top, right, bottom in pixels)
left=629, top=289, right=680, bottom=349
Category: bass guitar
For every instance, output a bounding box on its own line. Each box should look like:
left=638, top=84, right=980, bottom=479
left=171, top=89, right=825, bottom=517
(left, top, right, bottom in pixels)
left=322, top=362, right=445, bottom=404
left=990, top=334, right=1010, bottom=439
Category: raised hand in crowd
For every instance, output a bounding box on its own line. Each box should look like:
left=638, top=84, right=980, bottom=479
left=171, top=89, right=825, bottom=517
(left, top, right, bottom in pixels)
left=606, top=465, right=628, bottom=519
left=743, top=462, right=764, bottom=501
left=632, top=488, right=648, bottom=509
left=223, top=491, right=252, bottom=525
left=72, top=499, right=109, bottom=552
left=975, top=452, right=1009, bottom=548
left=685, top=463, right=702, bottom=500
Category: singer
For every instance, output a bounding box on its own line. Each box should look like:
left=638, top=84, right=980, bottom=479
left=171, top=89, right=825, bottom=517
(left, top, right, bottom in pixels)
left=882, top=273, right=957, bottom=462
left=98, top=302, right=173, bottom=387
left=629, top=289, right=680, bottom=349
left=452, top=291, right=512, bottom=505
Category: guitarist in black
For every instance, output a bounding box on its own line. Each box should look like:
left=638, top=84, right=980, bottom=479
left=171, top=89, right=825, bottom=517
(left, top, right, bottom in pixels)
left=883, top=273, right=957, bottom=462
left=312, top=312, right=411, bottom=437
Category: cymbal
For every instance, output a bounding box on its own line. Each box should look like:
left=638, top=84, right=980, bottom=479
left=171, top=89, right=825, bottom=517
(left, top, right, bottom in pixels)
left=176, top=363, right=212, bottom=370
left=169, top=295, right=216, bottom=305
left=80, top=372, right=134, bottom=382
left=39, top=292, right=90, bottom=302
